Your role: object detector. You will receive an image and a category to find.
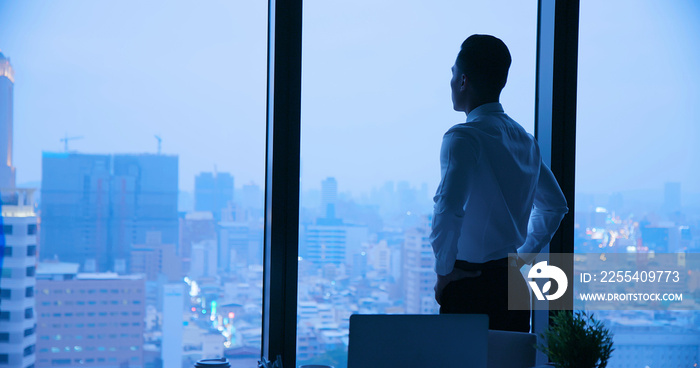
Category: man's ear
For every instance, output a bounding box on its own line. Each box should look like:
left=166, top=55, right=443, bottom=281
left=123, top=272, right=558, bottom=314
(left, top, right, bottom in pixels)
left=460, top=74, right=468, bottom=91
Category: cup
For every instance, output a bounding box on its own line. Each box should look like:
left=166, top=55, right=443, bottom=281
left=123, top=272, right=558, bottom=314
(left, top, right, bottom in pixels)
left=194, top=357, right=231, bottom=368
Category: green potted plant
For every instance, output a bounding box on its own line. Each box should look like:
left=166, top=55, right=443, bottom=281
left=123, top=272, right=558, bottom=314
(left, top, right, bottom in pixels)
left=536, top=310, right=615, bottom=368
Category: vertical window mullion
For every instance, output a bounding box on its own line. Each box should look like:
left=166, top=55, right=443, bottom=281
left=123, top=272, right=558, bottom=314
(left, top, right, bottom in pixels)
left=262, top=0, right=303, bottom=366
left=534, top=0, right=579, bottom=365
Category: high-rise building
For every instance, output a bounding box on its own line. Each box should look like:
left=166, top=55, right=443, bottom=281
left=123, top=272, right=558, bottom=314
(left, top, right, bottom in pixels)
left=130, top=231, right=181, bottom=282
left=367, top=240, right=392, bottom=277
left=161, top=284, right=184, bottom=368
left=195, top=172, right=233, bottom=221
left=179, top=211, right=217, bottom=274
left=320, top=177, right=337, bottom=217
left=0, top=189, right=38, bottom=368
left=34, top=263, right=146, bottom=367
left=0, top=51, right=15, bottom=190
left=189, top=240, right=218, bottom=279
left=218, top=219, right=264, bottom=273
left=303, top=222, right=368, bottom=266
left=402, top=223, right=438, bottom=314
left=40, top=153, right=179, bottom=272
left=239, top=183, right=263, bottom=219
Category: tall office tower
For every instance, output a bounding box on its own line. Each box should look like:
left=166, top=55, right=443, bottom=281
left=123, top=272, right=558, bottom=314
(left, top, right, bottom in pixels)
left=218, top=222, right=249, bottom=272
left=179, top=212, right=217, bottom=273
left=402, top=223, right=438, bottom=314
left=35, top=263, right=146, bottom=367
left=304, top=222, right=368, bottom=266
left=194, top=172, right=233, bottom=221
left=161, top=284, right=184, bottom=368
left=130, top=231, right=181, bottom=282
left=664, top=181, right=681, bottom=212
left=0, top=52, right=15, bottom=189
left=320, top=177, right=337, bottom=217
left=189, top=239, right=218, bottom=279
left=0, top=189, right=38, bottom=368
left=40, top=153, right=179, bottom=272
left=367, top=240, right=392, bottom=277
left=240, top=183, right=263, bottom=217
left=218, top=219, right=264, bottom=273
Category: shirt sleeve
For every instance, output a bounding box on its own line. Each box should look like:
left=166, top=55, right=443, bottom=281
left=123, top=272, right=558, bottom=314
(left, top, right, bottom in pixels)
left=430, top=129, right=479, bottom=276
left=517, top=160, right=569, bottom=264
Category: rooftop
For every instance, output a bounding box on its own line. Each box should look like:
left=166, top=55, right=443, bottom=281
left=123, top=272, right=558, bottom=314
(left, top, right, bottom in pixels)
left=37, top=262, right=80, bottom=276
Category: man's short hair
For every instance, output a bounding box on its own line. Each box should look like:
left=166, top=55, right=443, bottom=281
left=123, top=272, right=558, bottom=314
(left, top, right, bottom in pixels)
left=455, top=34, right=512, bottom=95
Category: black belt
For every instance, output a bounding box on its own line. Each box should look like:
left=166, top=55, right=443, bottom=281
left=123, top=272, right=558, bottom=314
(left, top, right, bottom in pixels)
left=454, top=257, right=515, bottom=271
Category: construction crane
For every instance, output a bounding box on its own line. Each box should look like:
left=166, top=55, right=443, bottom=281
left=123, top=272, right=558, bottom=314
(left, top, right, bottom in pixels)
left=154, top=135, right=162, bottom=155
left=60, top=134, right=83, bottom=152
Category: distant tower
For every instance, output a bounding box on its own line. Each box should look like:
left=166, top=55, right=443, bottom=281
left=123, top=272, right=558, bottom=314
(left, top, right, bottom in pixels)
left=194, top=172, right=234, bottom=221
left=0, top=188, right=38, bottom=368
left=321, top=177, right=337, bottom=218
left=402, top=220, right=438, bottom=314
left=40, top=153, right=179, bottom=272
left=0, top=51, right=16, bottom=189
left=162, top=284, right=185, bottom=368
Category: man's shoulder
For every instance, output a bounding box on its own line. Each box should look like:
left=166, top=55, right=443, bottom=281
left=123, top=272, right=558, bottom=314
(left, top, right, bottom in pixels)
left=444, top=123, right=481, bottom=137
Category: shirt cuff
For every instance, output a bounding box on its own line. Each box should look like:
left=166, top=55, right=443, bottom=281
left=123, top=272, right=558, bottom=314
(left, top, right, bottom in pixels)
left=435, top=258, right=455, bottom=276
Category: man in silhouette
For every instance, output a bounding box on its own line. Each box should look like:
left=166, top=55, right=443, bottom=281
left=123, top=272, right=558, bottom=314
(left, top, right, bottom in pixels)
left=430, top=34, right=568, bottom=332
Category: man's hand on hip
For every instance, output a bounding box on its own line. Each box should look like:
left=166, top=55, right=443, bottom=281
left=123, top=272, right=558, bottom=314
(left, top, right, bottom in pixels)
left=434, top=268, right=481, bottom=305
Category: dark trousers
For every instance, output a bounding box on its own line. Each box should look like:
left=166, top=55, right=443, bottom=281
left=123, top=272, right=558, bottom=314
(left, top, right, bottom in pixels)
left=438, top=265, right=530, bottom=332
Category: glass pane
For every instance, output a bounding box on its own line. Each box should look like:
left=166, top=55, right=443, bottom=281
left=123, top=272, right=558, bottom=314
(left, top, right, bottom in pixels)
left=0, top=1, right=266, bottom=367
left=299, top=1, right=537, bottom=366
left=576, top=1, right=700, bottom=367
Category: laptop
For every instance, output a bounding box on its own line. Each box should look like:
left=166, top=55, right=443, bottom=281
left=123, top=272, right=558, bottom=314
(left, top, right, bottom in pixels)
left=348, top=314, right=489, bottom=368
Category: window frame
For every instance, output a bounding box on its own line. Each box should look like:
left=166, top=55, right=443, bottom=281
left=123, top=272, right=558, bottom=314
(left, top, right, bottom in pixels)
left=533, top=0, right=579, bottom=364
left=261, top=0, right=579, bottom=366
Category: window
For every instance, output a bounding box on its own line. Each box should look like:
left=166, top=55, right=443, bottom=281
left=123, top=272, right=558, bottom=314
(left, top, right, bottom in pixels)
left=576, top=2, right=700, bottom=368
left=0, top=333, right=8, bottom=342
left=297, top=0, right=537, bottom=365
left=0, top=268, right=10, bottom=278
left=23, top=344, right=35, bottom=357
left=27, top=224, right=37, bottom=235
left=24, top=325, right=35, bottom=337
left=2, top=246, right=11, bottom=257
left=25, top=286, right=33, bottom=298
left=27, top=245, right=36, bottom=256
left=0, top=289, right=10, bottom=299
left=24, top=307, right=33, bottom=319
left=26, top=266, right=35, bottom=277
left=2, top=0, right=268, bottom=363
left=1, top=225, right=11, bottom=235
left=0, top=311, right=10, bottom=320
left=0, top=354, right=8, bottom=364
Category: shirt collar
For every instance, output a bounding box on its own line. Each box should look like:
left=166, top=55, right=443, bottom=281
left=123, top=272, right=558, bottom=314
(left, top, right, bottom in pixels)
left=466, top=102, right=504, bottom=123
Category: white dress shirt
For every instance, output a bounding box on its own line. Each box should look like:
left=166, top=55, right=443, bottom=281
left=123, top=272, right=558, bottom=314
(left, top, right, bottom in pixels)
left=430, top=102, right=568, bottom=276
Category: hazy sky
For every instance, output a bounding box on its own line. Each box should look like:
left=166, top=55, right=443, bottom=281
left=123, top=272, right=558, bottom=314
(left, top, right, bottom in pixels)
left=0, top=0, right=698, bottom=196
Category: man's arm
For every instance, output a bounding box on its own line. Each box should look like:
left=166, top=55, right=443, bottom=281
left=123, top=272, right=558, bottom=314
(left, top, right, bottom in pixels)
left=430, top=129, right=479, bottom=276
left=517, top=160, right=569, bottom=264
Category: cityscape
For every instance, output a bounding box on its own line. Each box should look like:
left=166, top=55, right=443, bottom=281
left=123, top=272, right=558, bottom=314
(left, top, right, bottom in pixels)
left=2, top=3, right=700, bottom=366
